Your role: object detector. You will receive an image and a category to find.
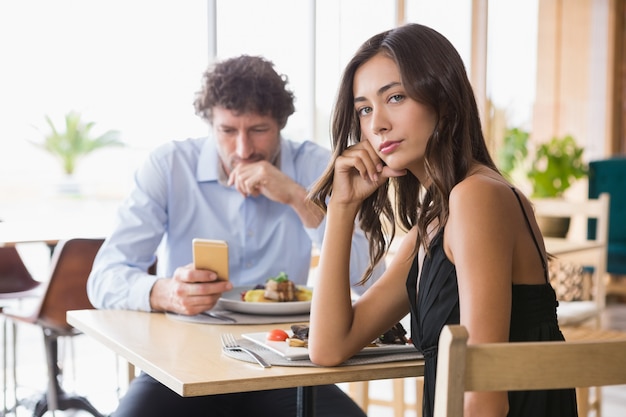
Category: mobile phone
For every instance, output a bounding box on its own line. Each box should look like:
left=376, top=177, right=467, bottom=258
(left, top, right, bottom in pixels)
left=192, top=238, right=229, bottom=281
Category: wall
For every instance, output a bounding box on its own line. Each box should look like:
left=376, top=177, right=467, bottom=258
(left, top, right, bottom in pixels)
left=533, top=0, right=614, bottom=162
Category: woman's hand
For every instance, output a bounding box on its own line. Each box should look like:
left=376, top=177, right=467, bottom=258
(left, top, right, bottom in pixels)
left=331, top=141, right=406, bottom=206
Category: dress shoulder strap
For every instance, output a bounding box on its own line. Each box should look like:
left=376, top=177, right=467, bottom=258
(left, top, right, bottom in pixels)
left=510, top=187, right=549, bottom=282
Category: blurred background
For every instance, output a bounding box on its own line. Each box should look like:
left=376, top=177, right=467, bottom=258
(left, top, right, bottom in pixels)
left=2, top=0, right=582, bottom=217
left=1, top=1, right=625, bottom=416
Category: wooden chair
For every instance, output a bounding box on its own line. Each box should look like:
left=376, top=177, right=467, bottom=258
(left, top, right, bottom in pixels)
left=433, top=324, right=626, bottom=417
left=532, top=193, right=610, bottom=327
left=532, top=193, right=610, bottom=415
left=1, top=246, right=44, bottom=415
left=1, top=238, right=105, bottom=417
left=0, top=246, right=42, bottom=297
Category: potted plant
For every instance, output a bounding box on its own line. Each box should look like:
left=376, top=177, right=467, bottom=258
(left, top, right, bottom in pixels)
left=498, top=128, right=588, bottom=236
left=30, top=111, right=124, bottom=194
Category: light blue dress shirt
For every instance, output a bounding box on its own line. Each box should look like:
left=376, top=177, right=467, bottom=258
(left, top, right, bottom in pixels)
left=87, top=136, right=383, bottom=311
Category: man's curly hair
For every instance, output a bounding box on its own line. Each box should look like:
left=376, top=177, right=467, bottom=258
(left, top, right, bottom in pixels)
left=194, top=55, right=295, bottom=129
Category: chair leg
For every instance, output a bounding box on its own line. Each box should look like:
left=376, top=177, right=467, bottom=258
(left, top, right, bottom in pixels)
left=348, top=381, right=369, bottom=412
left=127, top=362, right=136, bottom=384
left=2, top=316, right=8, bottom=415
left=391, top=378, right=405, bottom=417
left=589, top=385, right=602, bottom=417
left=576, top=387, right=590, bottom=417
left=416, top=376, right=424, bottom=417
left=2, top=318, right=19, bottom=416
left=32, top=329, right=105, bottom=417
left=349, top=378, right=418, bottom=415
left=11, top=322, right=17, bottom=414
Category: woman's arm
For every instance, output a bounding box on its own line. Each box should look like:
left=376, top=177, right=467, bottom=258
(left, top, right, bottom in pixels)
left=308, top=141, right=410, bottom=366
left=308, top=218, right=415, bottom=366
left=445, top=176, right=516, bottom=417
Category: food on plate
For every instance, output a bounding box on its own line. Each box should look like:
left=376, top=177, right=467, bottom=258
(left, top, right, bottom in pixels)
left=294, top=287, right=313, bottom=301
left=288, top=338, right=307, bottom=347
left=240, top=272, right=313, bottom=303
left=373, top=322, right=409, bottom=345
left=288, top=324, right=309, bottom=347
left=286, top=323, right=409, bottom=348
left=264, top=272, right=297, bottom=301
left=267, top=329, right=289, bottom=341
left=242, top=289, right=271, bottom=302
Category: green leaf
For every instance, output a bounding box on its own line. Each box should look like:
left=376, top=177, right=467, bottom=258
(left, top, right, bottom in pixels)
left=267, top=271, right=289, bottom=283
left=498, top=127, right=529, bottom=179
left=527, top=135, right=588, bottom=198
left=29, top=111, right=124, bottom=175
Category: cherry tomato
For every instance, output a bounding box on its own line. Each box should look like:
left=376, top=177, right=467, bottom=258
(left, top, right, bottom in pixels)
left=267, top=329, right=289, bottom=341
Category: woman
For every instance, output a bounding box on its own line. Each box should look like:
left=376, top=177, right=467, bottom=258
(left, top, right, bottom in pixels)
left=308, top=23, right=578, bottom=417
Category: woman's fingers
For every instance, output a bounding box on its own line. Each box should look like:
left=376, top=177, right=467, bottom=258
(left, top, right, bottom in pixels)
left=341, top=142, right=382, bottom=182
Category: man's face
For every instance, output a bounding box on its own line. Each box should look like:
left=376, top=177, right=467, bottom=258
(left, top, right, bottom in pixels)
left=212, top=107, right=281, bottom=175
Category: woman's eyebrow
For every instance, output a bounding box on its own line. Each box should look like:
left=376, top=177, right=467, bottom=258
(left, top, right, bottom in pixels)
left=354, top=81, right=402, bottom=104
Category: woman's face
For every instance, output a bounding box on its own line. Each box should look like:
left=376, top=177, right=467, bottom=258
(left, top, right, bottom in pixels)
left=353, top=53, right=437, bottom=177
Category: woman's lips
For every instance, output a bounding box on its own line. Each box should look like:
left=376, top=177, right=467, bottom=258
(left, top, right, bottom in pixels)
left=379, top=141, right=401, bottom=154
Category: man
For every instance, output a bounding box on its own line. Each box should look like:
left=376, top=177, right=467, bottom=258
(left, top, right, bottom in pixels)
left=87, top=55, right=383, bottom=417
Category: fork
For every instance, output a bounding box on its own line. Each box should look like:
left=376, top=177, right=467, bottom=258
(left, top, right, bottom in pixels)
left=220, top=333, right=272, bottom=368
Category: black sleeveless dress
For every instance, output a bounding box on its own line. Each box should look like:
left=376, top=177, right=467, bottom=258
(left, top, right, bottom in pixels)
left=407, top=188, right=579, bottom=417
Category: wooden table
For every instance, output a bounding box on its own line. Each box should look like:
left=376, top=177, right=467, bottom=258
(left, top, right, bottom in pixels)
left=67, top=309, right=424, bottom=416
left=58, top=238, right=602, bottom=417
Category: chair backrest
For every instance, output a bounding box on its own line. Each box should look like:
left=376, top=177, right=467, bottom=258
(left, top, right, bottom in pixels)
left=0, top=246, right=41, bottom=296
left=36, top=238, right=104, bottom=331
left=588, top=157, right=626, bottom=274
left=433, top=325, right=626, bottom=417
left=532, top=193, right=610, bottom=308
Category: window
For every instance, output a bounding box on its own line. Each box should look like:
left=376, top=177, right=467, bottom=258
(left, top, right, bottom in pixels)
left=0, top=0, right=539, bottom=213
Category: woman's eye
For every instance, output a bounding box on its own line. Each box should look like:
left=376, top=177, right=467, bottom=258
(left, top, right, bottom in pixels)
left=357, top=106, right=372, bottom=117
left=389, top=94, right=404, bottom=103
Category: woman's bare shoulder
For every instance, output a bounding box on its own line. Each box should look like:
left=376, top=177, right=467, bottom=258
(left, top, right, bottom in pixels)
left=445, top=169, right=523, bottom=264
left=450, top=169, right=515, bottom=209
left=446, top=168, right=526, bottom=239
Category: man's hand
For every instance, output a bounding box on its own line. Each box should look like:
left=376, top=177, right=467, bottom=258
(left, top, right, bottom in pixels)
left=228, top=160, right=295, bottom=201
left=228, top=160, right=324, bottom=228
left=149, top=264, right=233, bottom=315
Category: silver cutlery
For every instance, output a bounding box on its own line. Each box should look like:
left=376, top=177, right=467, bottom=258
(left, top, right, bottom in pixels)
left=220, top=333, right=271, bottom=368
left=200, top=311, right=237, bottom=323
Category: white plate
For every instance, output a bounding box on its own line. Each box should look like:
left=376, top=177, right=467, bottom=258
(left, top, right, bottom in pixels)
left=217, top=286, right=312, bottom=315
left=242, top=331, right=417, bottom=361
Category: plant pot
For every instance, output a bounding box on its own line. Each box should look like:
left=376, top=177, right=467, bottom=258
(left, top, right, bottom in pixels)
left=56, top=174, right=82, bottom=196
left=537, top=216, right=570, bottom=238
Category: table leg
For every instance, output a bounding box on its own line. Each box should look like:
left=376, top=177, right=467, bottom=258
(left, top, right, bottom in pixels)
left=296, top=386, right=316, bottom=417
left=2, top=317, right=7, bottom=416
